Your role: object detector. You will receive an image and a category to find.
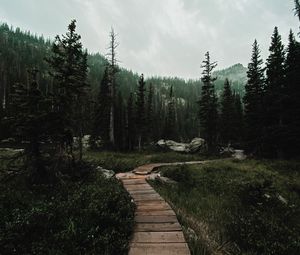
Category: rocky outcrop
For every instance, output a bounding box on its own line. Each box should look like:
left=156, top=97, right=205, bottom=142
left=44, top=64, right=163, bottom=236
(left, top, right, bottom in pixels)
left=157, top=138, right=206, bottom=153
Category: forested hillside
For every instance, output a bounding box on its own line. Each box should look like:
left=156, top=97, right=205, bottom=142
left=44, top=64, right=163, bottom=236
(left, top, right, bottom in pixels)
left=0, top=22, right=246, bottom=144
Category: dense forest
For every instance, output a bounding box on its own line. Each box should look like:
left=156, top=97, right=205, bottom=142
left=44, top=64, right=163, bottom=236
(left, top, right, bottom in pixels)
left=1, top=17, right=300, bottom=157
left=0, top=22, right=247, bottom=148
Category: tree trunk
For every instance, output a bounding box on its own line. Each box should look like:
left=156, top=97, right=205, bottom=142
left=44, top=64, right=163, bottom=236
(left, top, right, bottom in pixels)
left=138, top=134, right=142, bottom=152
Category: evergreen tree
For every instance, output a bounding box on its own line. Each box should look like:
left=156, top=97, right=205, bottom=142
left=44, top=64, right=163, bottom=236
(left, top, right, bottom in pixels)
left=75, top=50, right=89, bottom=160
left=283, top=30, right=300, bottom=156
left=163, top=86, right=177, bottom=140
left=115, top=91, right=125, bottom=150
left=47, top=20, right=88, bottom=156
left=126, top=93, right=135, bottom=150
left=220, top=79, right=235, bottom=145
left=233, top=92, right=244, bottom=144
left=135, top=74, right=146, bottom=151
left=199, top=52, right=218, bottom=152
left=91, top=67, right=111, bottom=148
left=264, top=27, right=285, bottom=157
left=9, top=70, right=50, bottom=181
left=146, top=83, right=154, bottom=142
left=295, top=0, right=300, bottom=21
left=243, top=40, right=265, bottom=155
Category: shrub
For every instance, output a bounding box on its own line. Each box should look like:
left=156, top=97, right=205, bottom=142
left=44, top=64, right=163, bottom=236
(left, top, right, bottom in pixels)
left=0, top=170, right=135, bottom=254
left=227, top=177, right=300, bottom=255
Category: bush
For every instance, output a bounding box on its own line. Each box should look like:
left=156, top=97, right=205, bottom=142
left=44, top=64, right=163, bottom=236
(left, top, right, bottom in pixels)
left=162, top=165, right=195, bottom=188
left=0, top=170, right=135, bottom=254
left=227, top=177, right=300, bottom=255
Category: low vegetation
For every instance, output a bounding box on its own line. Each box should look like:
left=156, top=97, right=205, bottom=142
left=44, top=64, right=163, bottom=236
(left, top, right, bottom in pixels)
left=84, top=150, right=208, bottom=172
left=0, top=152, right=135, bottom=255
left=151, top=159, right=300, bottom=255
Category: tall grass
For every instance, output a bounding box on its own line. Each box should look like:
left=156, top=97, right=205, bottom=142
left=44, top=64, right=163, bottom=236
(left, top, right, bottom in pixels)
left=151, top=159, right=300, bottom=255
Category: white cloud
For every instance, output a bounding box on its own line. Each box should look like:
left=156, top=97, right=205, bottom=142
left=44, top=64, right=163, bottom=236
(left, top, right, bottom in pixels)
left=0, top=0, right=299, bottom=78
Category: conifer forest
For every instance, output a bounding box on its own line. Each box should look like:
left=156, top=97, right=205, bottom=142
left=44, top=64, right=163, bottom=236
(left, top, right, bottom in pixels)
left=0, top=1, right=299, bottom=255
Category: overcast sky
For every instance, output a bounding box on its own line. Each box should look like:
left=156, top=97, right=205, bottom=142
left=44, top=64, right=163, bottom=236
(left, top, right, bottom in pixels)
left=0, top=0, right=299, bottom=78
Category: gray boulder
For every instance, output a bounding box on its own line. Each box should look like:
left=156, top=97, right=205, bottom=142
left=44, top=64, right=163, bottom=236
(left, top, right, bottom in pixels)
left=233, top=150, right=247, bottom=160
left=157, top=138, right=206, bottom=153
left=189, top=138, right=206, bottom=153
left=96, top=166, right=115, bottom=179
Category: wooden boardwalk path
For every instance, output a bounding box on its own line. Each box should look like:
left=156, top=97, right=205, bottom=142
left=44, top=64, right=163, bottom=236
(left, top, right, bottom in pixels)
left=117, top=162, right=203, bottom=255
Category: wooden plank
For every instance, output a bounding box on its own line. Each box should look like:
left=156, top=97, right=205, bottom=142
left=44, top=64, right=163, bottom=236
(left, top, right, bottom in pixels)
left=131, top=231, right=186, bottom=243
left=136, top=200, right=168, bottom=206
left=135, top=210, right=176, bottom=216
left=136, top=201, right=171, bottom=211
left=129, top=243, right=190, bottom=255
left=132, top=195, right=164, bottom=202
left=128, top=189, right=157, bottom=195
left=122, top=179, right=147, bottom=185
left=135, top=222, right=181, bottom=232
left=135, top=215, right=178, bottom=223
left=125, top=184, right=153, bottom=191
left=136, top=204, right=171, bottom=212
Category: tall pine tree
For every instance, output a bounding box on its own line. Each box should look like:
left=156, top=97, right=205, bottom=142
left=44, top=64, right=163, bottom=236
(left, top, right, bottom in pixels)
left=233, top=92, right=244, bottom=145
left=126, top=93, right=135, bottom=150
left=283, top=30, right=300, bottom=156
left=264, top=27, right=285, bottom=157
left=163, top=86, right=177, bottom=140
left=47, top=20, right=88, bottom=156
left=9, top=70, right=50, bottom=181
left=91, top=67, right=111, bottom=149
left=146, top=83, right=154, bottom=142
left=243, top=40, right=265, bottom=155
left=135, top=74, right=146, bottom=151
left=199, top=52, right=218, bottom=152
left=220, top=79, right=236, bottom=145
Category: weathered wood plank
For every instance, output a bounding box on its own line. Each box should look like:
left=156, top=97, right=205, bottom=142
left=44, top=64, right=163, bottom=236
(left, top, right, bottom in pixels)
left=129, top=243, right=190, bottom=255
left=122, top=179, right=148, bottom=185
left=135, top=222, right=181, bottom=232
left=125, top=184, right=154, bottom=191
left=128, top=189, right=157, bottom=195
left=136, top=204, right=172, bottom=212
left=135, top=215, right=178, bottom=223
left=135, top=210, right=176, bottom=216
left=131, top=231, right=186, bottom=243
left=131, top=194, right=163, bottom=201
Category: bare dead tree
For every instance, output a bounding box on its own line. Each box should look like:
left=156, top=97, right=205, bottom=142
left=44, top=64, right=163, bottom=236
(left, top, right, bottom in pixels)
left=106, top=28, right=120, bottom=148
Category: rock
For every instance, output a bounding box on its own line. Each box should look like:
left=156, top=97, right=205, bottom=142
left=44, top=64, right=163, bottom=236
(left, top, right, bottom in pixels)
left=0, top=138, right=16, bottom=143
left=232, top=150, right=247, bottom=160
left=156, top=138, right=206, bottom=153
left=220, top=146, right=247, bottom=160
left=189, top=138, right=206, bottom=153
left=96, top=166, right=115, bottom=179
left=0, top=148, right=24, bottom=153
left=277, top=194, right=288, bottom=205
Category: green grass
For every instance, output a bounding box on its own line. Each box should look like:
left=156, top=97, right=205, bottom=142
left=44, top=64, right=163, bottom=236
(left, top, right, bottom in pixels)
left=150, top=159, right=300, bottom=255
left=84, top=150, right=208, bottom=173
